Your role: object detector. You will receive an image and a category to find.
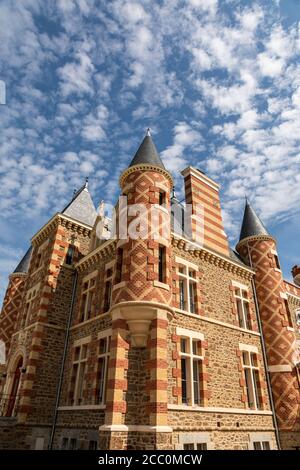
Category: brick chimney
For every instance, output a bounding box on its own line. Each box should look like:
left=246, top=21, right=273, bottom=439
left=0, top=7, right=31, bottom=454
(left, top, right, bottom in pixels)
left=292, top=265, right=300, bottom=287
left=181, top=166, right=229, bottom=256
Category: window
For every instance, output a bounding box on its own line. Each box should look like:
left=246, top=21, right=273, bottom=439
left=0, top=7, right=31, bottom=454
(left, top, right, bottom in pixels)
left=103, top=268, right=113, bottom=312
left=158, top=245, right=166, bottom=283
left=115, top=248, right=123, bottom=284
left=178, top=265, right=197, bottom=314
left=22, top=285, right=39, bottom=327
left=284, top=299, right=293, bottom=328
left=96, top=335, right=110, bottom=404
left=274, top=254, right=281, bottom=270
left=241, top=350, right=262, bottom=410
left=35, top=252, right=42, bottom=270
left=61, top=438, right=68, bottom=450
left=79, top=276, right=96, bottom=322
left=89, top=440, right=98, bottom=450
left=183, top=442, right=207, bottom=450
left=69, top=438, right=77, bottom=450
left=253, top=441, right=270, bottom=450
left=296, top=309, right=300, bottom=326
left=70, top=343, right=88, bottom=405
left=179, top=335, right=203, bottom=406
left=234, top=285, right=251, bottom=330
left=66, top=245, right=75, bottom=265
left=159, top=190, right=166, bottom=206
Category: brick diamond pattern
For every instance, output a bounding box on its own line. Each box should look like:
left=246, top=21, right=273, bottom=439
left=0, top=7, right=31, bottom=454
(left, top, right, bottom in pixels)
left=113, top=170, right=172, bottom=306
left=239, top=239, right=299, bottom=430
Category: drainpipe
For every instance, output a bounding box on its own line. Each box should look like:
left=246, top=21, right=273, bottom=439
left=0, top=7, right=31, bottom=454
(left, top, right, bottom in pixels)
left=49, top=269, right=78, bottom=449
left=247, top=242, right=281, bottom=450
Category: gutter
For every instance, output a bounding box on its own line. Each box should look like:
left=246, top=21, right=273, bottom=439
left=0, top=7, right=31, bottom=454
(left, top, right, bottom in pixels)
left=247, top=242, right=281, bottom=450
left=48, top=269, right=78, bottom=449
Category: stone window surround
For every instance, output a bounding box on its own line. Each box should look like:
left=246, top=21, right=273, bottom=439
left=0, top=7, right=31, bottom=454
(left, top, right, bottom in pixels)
left=70, top=336, right=91, bottom=406
left=103, top=262, right=114, bottom=311
left=23, top=282, right=41, bottom=327
left=280, top=292, right=295, bottom=331
left=96, top=329, right=112, bottom=405
left=239, top=344, right=263, bottom=411
left=176, top=256, right=199, bottom=315
left=271, top=248, right=281, bottom=273
left=248, top=432, right=273, bottom=450
left=177, top=327, right=204, bottom=407
left=31, top=238, right=49, bottom=274
left=176, top=432, right=213, bottom=450
left=79, top=270, right=98, bottom=322
left=232, top=281, right=253, bottom=331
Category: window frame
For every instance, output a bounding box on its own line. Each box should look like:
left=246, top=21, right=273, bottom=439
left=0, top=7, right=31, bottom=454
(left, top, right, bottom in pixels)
left=71, top=342, right=88, bottom=406
left=241, top=349, right=262, bottom=410
left=79, top=273, right=97, bottom=322
left=178, top=263, right=198, bottom=314
left=96, top=334, right=111, bottom=405
left=233, top=284, right=252, bottom=330
left=178, top=330, right=204, bottom=406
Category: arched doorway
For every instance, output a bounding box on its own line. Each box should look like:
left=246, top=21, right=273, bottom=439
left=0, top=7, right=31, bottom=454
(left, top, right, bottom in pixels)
left=6, top=357, right=23, bottom=417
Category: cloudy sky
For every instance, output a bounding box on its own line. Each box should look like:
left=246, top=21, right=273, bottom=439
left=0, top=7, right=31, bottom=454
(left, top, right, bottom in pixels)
left=0, top=0, right=299, bottom=302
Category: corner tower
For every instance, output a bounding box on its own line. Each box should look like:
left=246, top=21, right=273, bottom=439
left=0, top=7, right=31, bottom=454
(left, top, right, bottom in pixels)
left=236, top=200, right=300, bottom=448
left=100, top=131, right=174, bottom=450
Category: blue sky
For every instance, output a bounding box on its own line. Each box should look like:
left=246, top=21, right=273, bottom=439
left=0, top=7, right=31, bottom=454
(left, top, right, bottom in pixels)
left=0, top=0, right=299, bottom=303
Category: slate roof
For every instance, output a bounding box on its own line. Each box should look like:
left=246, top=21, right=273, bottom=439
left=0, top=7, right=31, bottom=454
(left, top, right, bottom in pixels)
left=61, top=181, right=97, bottom=227
left=128, top=132, right=165, bottom=169
left=239, top=200, right=269, bottom=242
left=13, top=246, right=32, bottom=274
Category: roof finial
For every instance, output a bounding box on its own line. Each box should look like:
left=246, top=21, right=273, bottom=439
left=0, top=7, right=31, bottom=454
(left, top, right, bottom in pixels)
left=245, top=194, right=248, bottom=204
left=146, top=128, right=151, bottom=137
left=85, top=176, right=89, bottom=189
left=73, top=189, right=77, bottom=199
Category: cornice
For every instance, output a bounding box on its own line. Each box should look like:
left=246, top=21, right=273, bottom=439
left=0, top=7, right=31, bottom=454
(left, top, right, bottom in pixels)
left=119, top=163, right=173, bottom=188
left=172, top=233, right=255, bottom=279
left=9, top=272, right=28, bottom=280
left=31, top=213, right=92, bottom=246
left=236, top=234, right=276, bottom=252
left=75, top=239, right=116, bottom=272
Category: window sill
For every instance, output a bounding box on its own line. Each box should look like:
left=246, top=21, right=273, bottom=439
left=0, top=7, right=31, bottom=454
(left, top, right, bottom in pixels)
left=153, top=280, right=170, bottom=291
left=58, top=404, right=106, bottom=410
left=167, top=404, right=272, bottom=415
left=113, top=281, right=126, bottom=290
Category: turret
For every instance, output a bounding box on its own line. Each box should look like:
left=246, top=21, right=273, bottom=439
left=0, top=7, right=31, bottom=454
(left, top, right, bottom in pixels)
left=292, top=266, right=300, bottom=287
left=101, top=130, right=174, bottom=449
left=236, top=199, right=299, bottom=446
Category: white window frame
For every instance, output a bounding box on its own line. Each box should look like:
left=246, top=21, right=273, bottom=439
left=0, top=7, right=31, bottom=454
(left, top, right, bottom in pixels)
left=103, top=263, right=114, bottom=312
left=96, top=330, right=111, bottom=404
left=80, top=271, right=97, bottom=322
left=248, top=433, right=273, bottom=450
left=177, top=432, right=212, bottom=450
left=233, top=282, right=252, bottom=330
left=177, top=327, right=204, bottom=406
left=176, top=258, right=198, bottom=314
left=71, top=340, right=89, bottom=405
left=240, top=346, right=262, bottom=410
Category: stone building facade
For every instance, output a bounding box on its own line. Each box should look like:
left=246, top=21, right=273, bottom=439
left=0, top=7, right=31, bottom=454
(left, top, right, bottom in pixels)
left=0, top=132, right=299, bottom=450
